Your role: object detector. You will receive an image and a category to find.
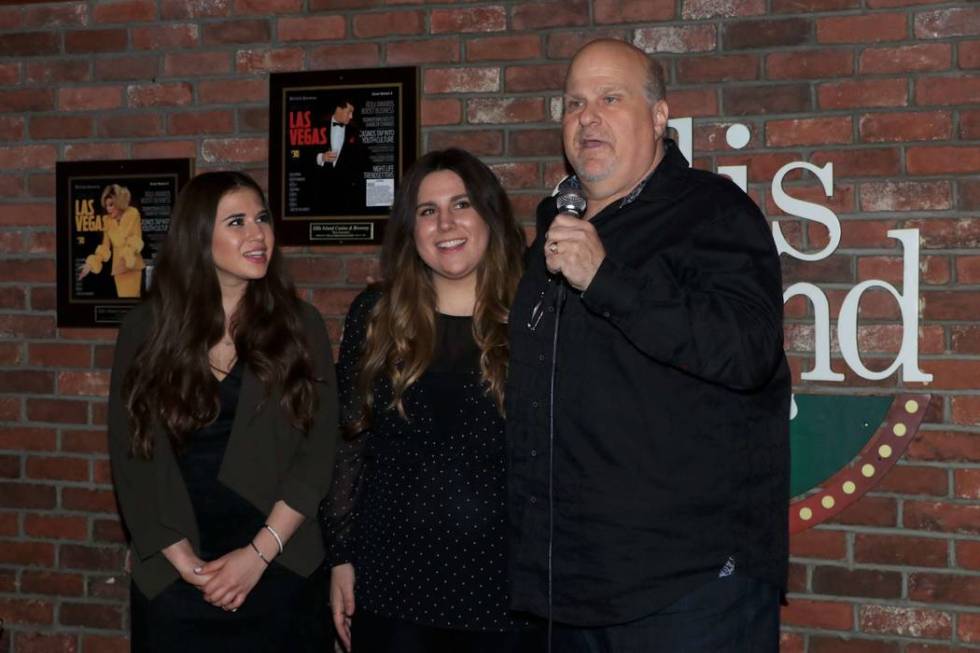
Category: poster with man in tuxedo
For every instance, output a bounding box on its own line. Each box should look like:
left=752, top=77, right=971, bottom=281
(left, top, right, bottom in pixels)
left=312, top=98, right=369, bottom=214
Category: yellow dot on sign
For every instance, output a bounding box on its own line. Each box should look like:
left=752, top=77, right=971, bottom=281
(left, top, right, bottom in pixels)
left=879, top=444, right=893, bottom=459
left=893, top=423, right=907, bottom=437
left=905, top=400, right=919, bottom=414
left=843, top=481, right=856, bottom=495
left=821, top=495, right=836, bottom=509
left=862, top=464, right=876, bottom=478
left=799, top=507, right=813, bottom=520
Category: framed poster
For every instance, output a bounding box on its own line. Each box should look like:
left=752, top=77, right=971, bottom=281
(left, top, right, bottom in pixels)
left=56, top=158, right=193, bottom=328
left=269, top=66, right=419, bottom=245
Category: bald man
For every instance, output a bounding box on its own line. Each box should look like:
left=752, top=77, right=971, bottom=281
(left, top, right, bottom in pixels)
left=505, top=39, right=790, bottom=652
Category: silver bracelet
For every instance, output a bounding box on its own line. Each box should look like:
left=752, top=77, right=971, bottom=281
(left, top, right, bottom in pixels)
left=249, top=540, right=270, bottom=565
left=264, top=524, right=284, bottom=555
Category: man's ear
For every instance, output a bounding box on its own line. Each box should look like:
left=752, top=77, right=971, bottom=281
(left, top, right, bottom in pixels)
left=652, top=99, right=670, bottom=140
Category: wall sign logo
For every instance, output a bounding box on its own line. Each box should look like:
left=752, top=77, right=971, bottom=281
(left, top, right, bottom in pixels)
left=670, top=118, right=932, bottom=533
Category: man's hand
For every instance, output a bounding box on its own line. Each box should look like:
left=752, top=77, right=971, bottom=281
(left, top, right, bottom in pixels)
left=544, top=214, right=606, bottom=291
left=330, top=563, right=356, bottom=651
left=197, top=546, right=268, bottom=612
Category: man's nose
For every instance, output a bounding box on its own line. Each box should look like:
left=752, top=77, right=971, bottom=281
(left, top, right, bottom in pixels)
left=578, top=99, right=600, bottom=126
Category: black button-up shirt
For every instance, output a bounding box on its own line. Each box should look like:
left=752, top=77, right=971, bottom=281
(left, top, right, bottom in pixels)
left=505, top=141, right=790, bottom=626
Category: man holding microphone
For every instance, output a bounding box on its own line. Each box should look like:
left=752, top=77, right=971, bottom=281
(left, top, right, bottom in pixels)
left=505, top=39, right=790, bottom=652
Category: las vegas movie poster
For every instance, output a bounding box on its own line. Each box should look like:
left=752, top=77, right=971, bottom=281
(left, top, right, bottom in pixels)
left=269, top=66, right=419, bottom=246
left=56, top=158, right=192, bottom=328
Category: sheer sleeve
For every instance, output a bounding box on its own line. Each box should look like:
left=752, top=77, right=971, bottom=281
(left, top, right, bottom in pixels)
left=319, top=288, right=380, bottom=566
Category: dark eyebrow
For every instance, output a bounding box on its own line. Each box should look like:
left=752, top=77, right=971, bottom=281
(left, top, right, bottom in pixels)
left=222, top=212, right=246, bottom=222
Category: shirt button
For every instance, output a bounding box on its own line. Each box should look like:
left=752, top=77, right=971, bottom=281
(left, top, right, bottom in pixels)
left=529, top=496, right=537, bottom=504
left=532, top=401, right=539, bottom=409
left=530, top=449, right=537, bottom=457
left=603, top=311, right=611, bottom=318
left=538, top=354, right=546, bottom=362
left=547, top=306, right=555, bottom=313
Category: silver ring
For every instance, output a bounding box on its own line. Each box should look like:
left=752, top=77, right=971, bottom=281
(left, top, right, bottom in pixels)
left=549, top=242, right=558, bottom=254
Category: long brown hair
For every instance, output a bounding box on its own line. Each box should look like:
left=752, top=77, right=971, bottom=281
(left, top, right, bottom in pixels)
left=354, top=148, right=525, bottom=430
left=123, top=171, right=317, bottom=459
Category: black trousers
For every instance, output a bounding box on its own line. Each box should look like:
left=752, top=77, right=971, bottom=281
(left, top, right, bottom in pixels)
left=350, top=610, right=546, bottom=653
left=548, top=575, right=781, bottom=653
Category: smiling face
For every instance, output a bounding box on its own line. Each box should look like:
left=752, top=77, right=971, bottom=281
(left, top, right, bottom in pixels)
left=562, top=41, right=669, bottom=213
left=412, top=169, right=490, bottom=297
left=211, top=187, right=274, bottom=293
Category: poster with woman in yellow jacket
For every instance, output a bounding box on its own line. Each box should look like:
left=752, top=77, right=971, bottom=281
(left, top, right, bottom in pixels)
left=78, top=184, right=146, bottom=298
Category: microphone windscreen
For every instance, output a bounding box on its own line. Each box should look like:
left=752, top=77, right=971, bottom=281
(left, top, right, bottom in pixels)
left=556, top=191, right=586, bottom=218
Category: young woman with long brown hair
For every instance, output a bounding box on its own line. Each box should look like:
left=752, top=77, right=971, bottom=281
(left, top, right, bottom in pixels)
left=321, top=149, right=540, bottom=652
left=108, top=171, right=337, bottom=651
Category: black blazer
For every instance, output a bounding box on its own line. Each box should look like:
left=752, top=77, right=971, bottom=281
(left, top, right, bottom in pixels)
left=107, top=300, right=339, bottom=598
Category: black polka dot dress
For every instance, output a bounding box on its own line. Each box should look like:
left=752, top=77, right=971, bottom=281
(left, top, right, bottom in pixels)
left=321, top=289, right=524, bottom=632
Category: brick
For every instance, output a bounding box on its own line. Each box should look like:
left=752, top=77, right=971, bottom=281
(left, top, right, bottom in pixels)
left=161, top=0, right=231, bottom=19
left=830, top=495, right=898, bottom=527
left=772, top=0, right=858, bottom=10
left=878, top=464, right=950, bottom=495
left=789, top=528, right=846, bottom=559
left=908, top=146, right=980, bottom=176
left=57, top=371, right=110, bottom=398
left=93, top=518, right=125, bottom=544
left=22, top=3, right=86, bottom=28
left=953, top=327, right=980, bottom=354
left=65, top=29, right=127, bottom=54
left=545, top=29, right=630, bottom=59
left=594, top=0, right=675, bottom=24
left=854, top=533, right=948, bottom=567
left=202, top=137, right=267, bottom=164
left=0, top=539, right=55, bottom=566
left=0, top=598, right=54, bottom=626
left=62, top=487, right=117, bottom=513
left=427, top=129, right=503, bottom=156
left=905, top=500, right=980, bottom=535
left=58, top=86, right=123, bottom=112
left=862, top=606, right=950, bottom=640
left=0, top=32, right=60, bottom=57
left=508, top=128, right=561, bottom=157
left=916, top=7, right=980, bottom=39
left=781, top=598, right=853, bottom=630
left=94, top=56, right=159, bottom=82
left=859, top=110, right=951, bottom=143
left=0, top=369, right=55, bottom=394
left=203, top=19, right=270, bottom=45
left=25, top=60, right=90, bottom=84
left=28, top=114, right=92, bottom=140
left=127, top=82, right=193, bottom=109
left=170, top=110, right=234, bottom=136
left=61, top=430, right=108, bottom=455
left=634, top=25, right=717, bottom=54
left=958, top=540, right=980, bottom=571
left=239, top=107, right=267, bottom=132
left=859, top=180, right=951, bottom=211
left=961, top=613, right=980, bottom=644
left=285, top=257, right=344, bottom=286
left=277, top=15, right=344, bottom=41
left=910, top=573, right=980, bottom=606
left=236, top=47, right=304, bottom=73
left=468, top=97, right=544, bottom=124
left=512, top=0, right=589, bottom=30
left=505, top=63, right=566, bottom=92
left=811, top=637, right=898, bottom=653
left=724, top=18, right=810, bottom=49
left=26, top=343, right=89, bottom=367
left=467, top=35, right=540, bottom=62
left=489, top=162, right=541, bottom=190
left=11, top=632, right=78, bottom=652
left=308, top=43, right=380, bottom=69
left=953, top=396, right=980, bottom=425
left=813, top=566, right=902, bottom=598
left=421, top=98, right=462, bottom=126
left=0, top=88, right=54, bottom=113
left=963, top=40, right=980, bottom=69
left=60, top=602, right=123, bottom=630
left=677, top=54, right=759, bottom=83
left=916, top=75, right=980, bottom=106
left=236, top=0, right=303, bottom=13
left=811, top=147, right=901, bottom=178
left=0, top=258, right=54, bottom=283
left=131, top=24, right=199, bottom=50
left=352, top=10, right=423, bottom=38
left=767, top=117, right=851, bottom=147
left=955, top=469, right=980, bottom=500
left=93, top=0, right=156, bottom=22
left=131, top=140, right=195, bottom=159
left=424, top=67, right=500, bottom=94
left=98, top=114, right=163, bottom=139
left=26, top=455, right=89, bottom=482
left=26, top=399, right=88, bottom=425
left=907, top=219, right=980, bottom=249
left=767, top=50, right=852, bottom=79
left=959, top=256, right=980, bottom=284
left=162, top=52, right=230, bottom=77
left=817, top=13, right=908, bottom=43
left=723, top=84, right=810, bottom=115
left=387, top=38, right=460, bottom=65
left=61, top=544, right=126, bottom=572
left=0, top=427, right=56, bottom=452
left=682, top=0, right=767, bottom=19
left=199, top=79, right=266, bottom=104
left=666, top=88, right=718, bottom=117
left=431, top=7, right=505, bottom=34
left=819, top=78, right=908, bottom=110
left=81, top=635, right=128, bottom=653
left=0, top=482, right=56, bottom=509
left=860, top=43, right=951, bottom=74
left=24, top=514, right=88, bottom=540
left=963, top=110, right=980, bottom=140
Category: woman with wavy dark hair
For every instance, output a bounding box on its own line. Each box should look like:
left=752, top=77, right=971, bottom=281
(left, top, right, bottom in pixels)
left=321, top=149, right=540, bottom=652
left=108, top=171, right=337, bottom=651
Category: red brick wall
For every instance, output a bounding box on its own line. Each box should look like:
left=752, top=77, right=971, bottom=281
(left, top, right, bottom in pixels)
left=0, top=1, right=977, bottom=651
